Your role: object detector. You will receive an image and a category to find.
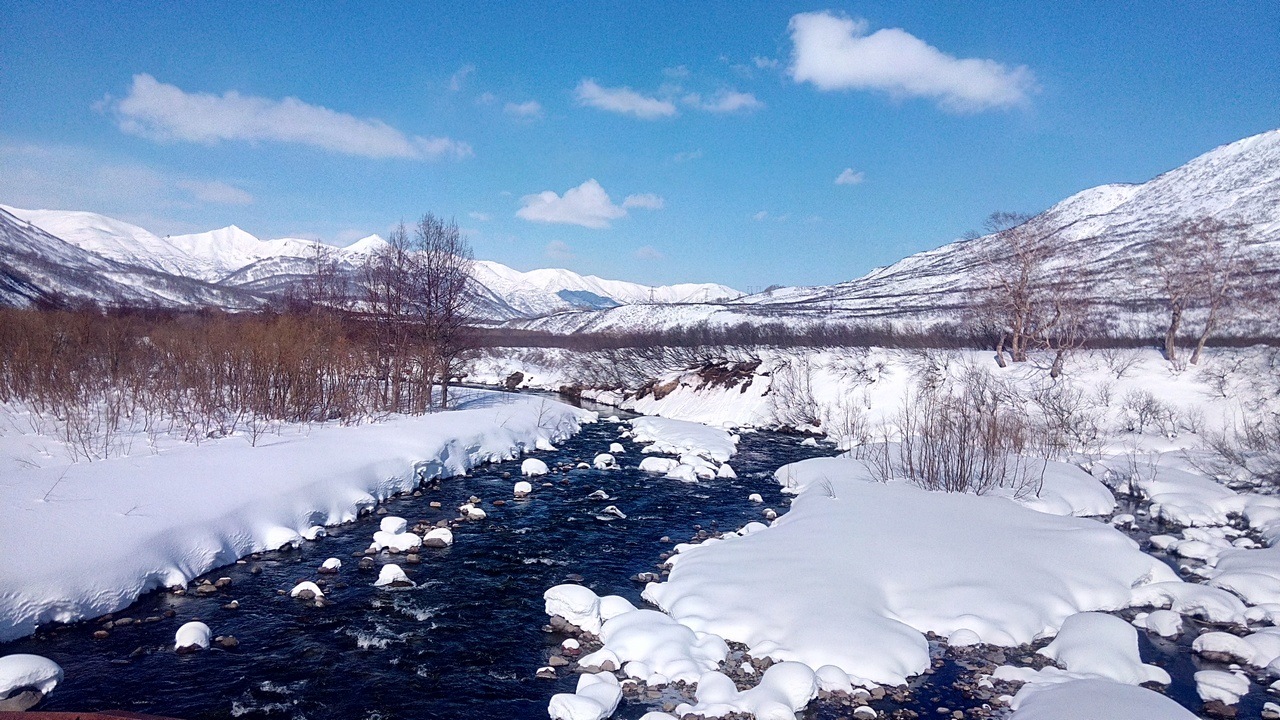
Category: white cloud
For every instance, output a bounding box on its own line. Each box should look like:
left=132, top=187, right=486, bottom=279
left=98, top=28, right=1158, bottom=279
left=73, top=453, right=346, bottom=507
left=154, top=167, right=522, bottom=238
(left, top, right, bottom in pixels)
left=504, top=100, right=544, bottom=119
left=788, top=11, right=1037, bottom=112
left=468, top=211, right=491, bottom=222
left=752, top=210, right=769, bottom=222
left=449, top=64, right=475, bottom=92
left=111, top=74, right=472, bottom=160
left=751, top=210, right=789, bottom=222
left=544, top=240, right=574, bottom=260
left=622, top=193, right=665, bottom=210
left=753, top=56, right=780, bottom=69
left=685, top=89, right=764, bottom=113
left=475, top=92, right=498, bottom=105
left=176, top=179, right=254, bottom=205
left=673, top=149, right=703, bottom=163
left=634, top=245, right=665, bottom=261
left=835, top=168, right=865, bottom=185
left=517, top=179, right=628, bottom=229
left=574, top=79, right=677, bottom=119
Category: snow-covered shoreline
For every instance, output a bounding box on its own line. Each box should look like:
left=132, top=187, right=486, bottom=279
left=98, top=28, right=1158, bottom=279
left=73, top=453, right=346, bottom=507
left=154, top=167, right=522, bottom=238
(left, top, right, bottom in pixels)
left=0, top=390, right=592, bottom=642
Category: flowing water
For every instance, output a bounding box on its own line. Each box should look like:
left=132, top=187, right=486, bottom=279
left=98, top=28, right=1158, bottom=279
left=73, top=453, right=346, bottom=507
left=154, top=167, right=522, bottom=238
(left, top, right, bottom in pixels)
left=0, top=401, right=1259, bottom=719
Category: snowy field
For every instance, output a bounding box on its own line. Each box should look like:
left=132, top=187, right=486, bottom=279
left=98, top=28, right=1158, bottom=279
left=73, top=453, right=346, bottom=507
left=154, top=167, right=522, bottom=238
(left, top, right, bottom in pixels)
left=0, top=389, right=593, bottom=642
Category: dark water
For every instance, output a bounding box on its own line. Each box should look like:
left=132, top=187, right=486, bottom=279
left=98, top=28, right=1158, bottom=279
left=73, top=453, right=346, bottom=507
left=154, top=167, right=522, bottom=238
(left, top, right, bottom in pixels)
left=1, top=405, right=1260, bottom=719
left=2, top=407, right=834, bottom=719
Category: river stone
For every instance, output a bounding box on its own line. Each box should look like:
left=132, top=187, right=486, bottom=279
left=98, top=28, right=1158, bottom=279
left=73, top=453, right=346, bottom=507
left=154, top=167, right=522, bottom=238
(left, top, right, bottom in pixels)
left=358, top=557, right=375, bottom=571
left=214, top=577, right=232, bottom=588
left=548, top=655, right=570, bottom=667
left=536, top=667, right=557, bottom=680
left=215, top=635, right=239, bottom=649
left=0, top=690, right=43, bottom=712
left=93, top=630, right=109, bottom=639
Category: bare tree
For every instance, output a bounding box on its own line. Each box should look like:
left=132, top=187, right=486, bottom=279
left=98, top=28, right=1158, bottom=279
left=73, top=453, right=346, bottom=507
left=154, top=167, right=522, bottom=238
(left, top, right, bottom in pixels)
left=362, top=222, right=418, bottom=410
left=1151, top=218, right=1255, bottom=366
left=415, top=213, right=475, bottom=409
left=972, top=211, right=1089, bottom=374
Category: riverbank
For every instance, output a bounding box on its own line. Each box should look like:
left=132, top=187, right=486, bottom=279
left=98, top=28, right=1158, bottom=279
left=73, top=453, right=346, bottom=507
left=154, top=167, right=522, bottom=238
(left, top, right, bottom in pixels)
left=0, top=390, right=593, bottom=642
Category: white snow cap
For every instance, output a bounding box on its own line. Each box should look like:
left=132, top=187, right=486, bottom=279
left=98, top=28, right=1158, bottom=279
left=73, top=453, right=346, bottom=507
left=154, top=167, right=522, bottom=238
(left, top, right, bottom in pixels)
left=548, top=672, right=622, bottom=720
left=423, top=527, right=454, bottom=546
left=373, top=564, right=414, bottom=588
left=609, top=442, right=625, bottom=454
left=593, top=453, right=617, bottom=470
left=1194, top=669, right=1250, bottom=705
left=290, top=581, right=324, bottom=599
left=639, top=457, right=680, bottom=475
left=522, top=458, right=550, bottom=477
left=174, top=621, right=212, bottom=651
left=514, top=480, right=533, bottom=497
left=320, top=557, right=342, bottom=571
left=379, top=516, right=408, bottom=535
left=0, top=653, right=63, bottom=697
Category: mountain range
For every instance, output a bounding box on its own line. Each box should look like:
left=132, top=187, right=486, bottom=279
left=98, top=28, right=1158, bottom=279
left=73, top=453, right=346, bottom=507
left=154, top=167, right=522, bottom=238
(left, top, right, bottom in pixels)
left=0, top=206, right=741, bottom=321
left=3, top=128, right=1277, bottom=335
left=513, top=128, right=1280, bottom=336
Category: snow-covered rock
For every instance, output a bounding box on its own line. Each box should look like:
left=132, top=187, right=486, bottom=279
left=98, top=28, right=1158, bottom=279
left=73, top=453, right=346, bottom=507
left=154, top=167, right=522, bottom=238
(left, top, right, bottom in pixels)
left=373, top=564, right=414, bottom=588
left=174, top=621, right=212, bottom=651
left=0, top=654, right=62, bottom=697
left=593, top=453, right=617, bottom=470
left=548, top=672, right=622, bottom=720
left=1195, top=669, right=1250, bottom=705
left=514, top=480, right=533, bottom=497
left=320, top=557, right=342, bottom=572
left=423, top=527, right=454, bottom=546
left=290, top=581, right=324, bottom=599
left=638, top=457, right=680, bottom=474
left=459, top=503, right=487, bottom=520
left=522, top=458, right=550, bottom=477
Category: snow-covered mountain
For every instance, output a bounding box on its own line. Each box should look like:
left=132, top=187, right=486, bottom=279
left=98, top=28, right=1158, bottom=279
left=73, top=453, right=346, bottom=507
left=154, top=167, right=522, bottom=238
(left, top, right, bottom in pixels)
left=0, top=206, right=742, bottom=320
left=515, top=129, right=1280, bottom=336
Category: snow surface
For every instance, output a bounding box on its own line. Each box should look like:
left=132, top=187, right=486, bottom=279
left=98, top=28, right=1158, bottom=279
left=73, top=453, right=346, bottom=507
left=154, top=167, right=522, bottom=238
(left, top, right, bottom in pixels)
left=1007, top=678, right=1197, bottom=719
left=643, top=455, right=1179, bottom=686
left=993, top=612, right=1169, bottom=687
left=0, top=390, right=591, bottom=641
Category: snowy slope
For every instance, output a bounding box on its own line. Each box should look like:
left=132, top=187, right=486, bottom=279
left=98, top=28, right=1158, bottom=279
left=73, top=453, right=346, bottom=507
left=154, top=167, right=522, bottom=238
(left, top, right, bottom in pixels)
left=1, top=205, right=207, bottom=278
left=0, top=208, right=263, bottom=310
left=516, top=129, right=1280, bottom=335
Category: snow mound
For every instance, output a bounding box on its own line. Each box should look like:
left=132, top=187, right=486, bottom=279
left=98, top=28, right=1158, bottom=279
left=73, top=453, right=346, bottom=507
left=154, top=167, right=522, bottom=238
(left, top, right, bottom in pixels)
left=643, top=457, right=1180, bottom=686
left=598, top=609, right=729, bottom=684
left=514, top=480, right=533, bottom=497
left=175, top=621, right=212, bottom=651
left=674, top=662, right=817, bottom=720
left=548, top=672, right=622, bottom=720
left=1195, top=669, right=1250, bottom=705
left=522, top=458, right=550, bottom=477
left=1130, top=610, right=1182, bottom=638
left=370, top=516, right=421, bottom=552
left=1008, top=678, right=1197, bottom=719
left=374, top=564, right=414, bottom=588
left=423, top=528, right=454, bottom=546
left=639, top=457, right=680, bottom=474
left=994, top=612, right=1168, bottom=687
left=0, top=653, right=63, bottom=697
left=290, top=581, right=324, bottom=599
left=593, top=453, right=618, bottom=470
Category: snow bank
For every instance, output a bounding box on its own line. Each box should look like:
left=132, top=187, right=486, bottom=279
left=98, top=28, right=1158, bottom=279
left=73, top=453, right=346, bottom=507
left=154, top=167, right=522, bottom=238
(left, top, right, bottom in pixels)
left=0, top=390, right=592, bottom=641
left=374, top=564, right=413, bottom=588
left=643, top=457, right=1179, bottom=686
left=0, top=653, right=62, bottom=697
left=1008, top=678, right=1197, bottom=719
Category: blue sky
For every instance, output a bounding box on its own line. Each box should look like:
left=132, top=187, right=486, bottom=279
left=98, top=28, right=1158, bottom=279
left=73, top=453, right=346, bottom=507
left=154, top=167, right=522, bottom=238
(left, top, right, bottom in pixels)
left=2, top=1, right=1277, bottom=290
